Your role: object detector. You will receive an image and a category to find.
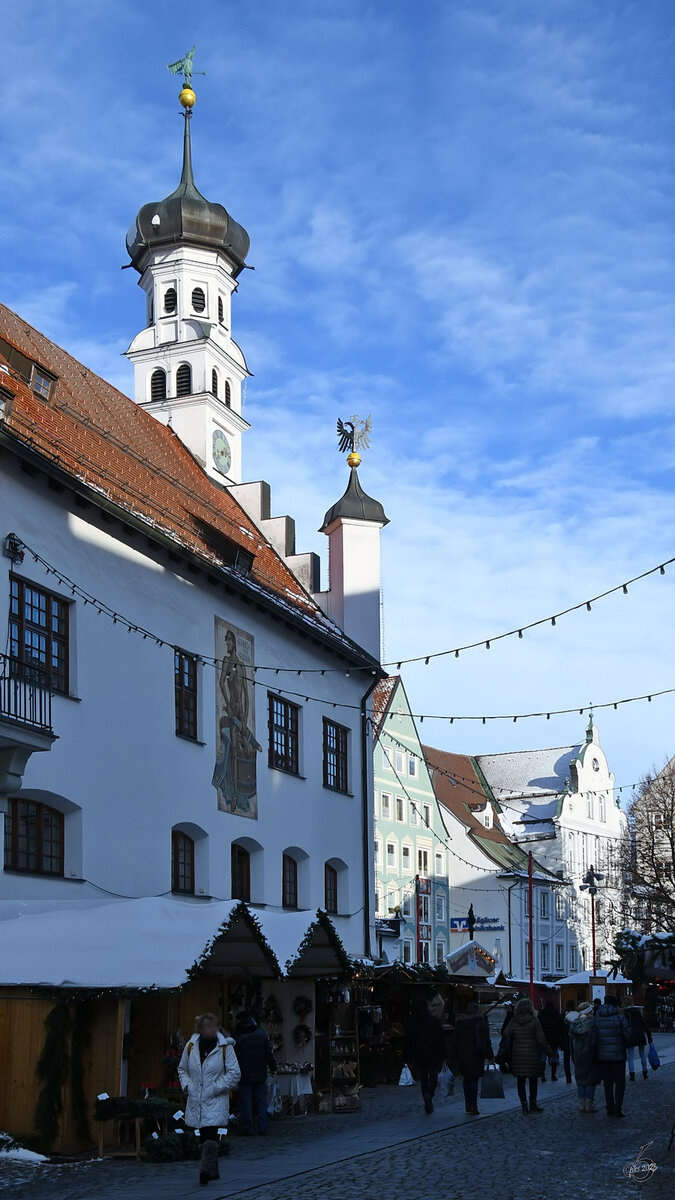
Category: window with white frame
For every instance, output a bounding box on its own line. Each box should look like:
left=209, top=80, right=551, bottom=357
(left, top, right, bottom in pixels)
left=403, top=940, right=413, bottom=964
left=395, top=796, right=404, bottom=822
left=402, top=892, right=413, bottom=917
left=402, top=843, right=412, bottom=872
left=435, top=850, right=445, bottom=876
left=381, top=792, right=392, bottom=819
left=386, top=841, right=397, bottom=869
left=555, top=942, right=564, bottom=971
left=435, top=893, right=445, bottom=922
left=383, top=747, right=393, bottom=771
left=541, top=942, right=549, bottom=970
left=540, top=890, right=550, bottom=919
left=570, top=945, right=578, bottom=971
left=408, top=756, right=417, bottom=777
left=586, top=793, right=593, bottom=820
left=410, top=801, right=420, bottom=826
left=598, top=794, right=606, bottom=822
left=418, top=848, right=429, bottom=874
left=423, top=804, right=431, bottom=827
left=387, top=887, right=398, bottom=912
left=436, top=940, right=446, bottom=964
left=420, top=941, right=430, bottom=963
left=419, top=895, right=430, bottom=923
left=374, top=838, right=380, bottom=865
left=395, top=750, right=405, bottom=774
left=555, top=891, right=564, bottom=920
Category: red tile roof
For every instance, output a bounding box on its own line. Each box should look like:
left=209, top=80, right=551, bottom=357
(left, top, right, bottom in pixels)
left=423, top=745, right=506, bottom=842
left=372, top=675, right=398, bottom=736
left=0, top=302, right=368, bottom=660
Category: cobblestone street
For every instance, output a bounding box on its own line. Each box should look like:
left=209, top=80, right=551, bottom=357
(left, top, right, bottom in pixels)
left=2, top=1034, right=674, bottom=1200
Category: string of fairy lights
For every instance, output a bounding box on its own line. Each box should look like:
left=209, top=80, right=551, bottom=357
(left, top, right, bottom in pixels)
left=9, top=537, right=675, bottom=728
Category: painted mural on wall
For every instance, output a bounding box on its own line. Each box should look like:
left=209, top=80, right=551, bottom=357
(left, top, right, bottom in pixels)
left=212, top=618, right=261, bottom=818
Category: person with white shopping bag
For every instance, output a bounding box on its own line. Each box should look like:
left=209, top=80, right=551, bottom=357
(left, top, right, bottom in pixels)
left=448, top=1001, right=494, bottom=1115
left=402, top=999, right=447, bottom=1114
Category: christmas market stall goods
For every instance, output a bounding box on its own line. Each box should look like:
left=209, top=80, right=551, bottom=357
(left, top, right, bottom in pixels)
left=0, top=898, right=349, bottom=1154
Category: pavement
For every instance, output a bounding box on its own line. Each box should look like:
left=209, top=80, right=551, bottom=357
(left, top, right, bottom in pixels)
left=2, top=1033, right=675, bottom=1200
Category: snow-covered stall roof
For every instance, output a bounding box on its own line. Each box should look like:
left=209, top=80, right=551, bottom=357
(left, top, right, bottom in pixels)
left=556, top=969, right=631, bottom=987
left=0, top=897, right=348, bottom=990
left=444, top=940, right=496, bottom=978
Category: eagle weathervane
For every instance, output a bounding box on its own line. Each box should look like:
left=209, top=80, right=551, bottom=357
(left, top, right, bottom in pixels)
left=167, top=46, right=205, bottom=108
left=336, top=414, right=373, bottom=467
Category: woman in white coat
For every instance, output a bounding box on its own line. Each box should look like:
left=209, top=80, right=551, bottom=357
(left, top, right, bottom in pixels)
left=178, top=1013, right=241, bottom=1186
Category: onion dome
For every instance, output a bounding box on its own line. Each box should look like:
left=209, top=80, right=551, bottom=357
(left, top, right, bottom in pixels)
left=320, top=465, right=389, bottom=531
left=126, top=111, right=250, bottom=274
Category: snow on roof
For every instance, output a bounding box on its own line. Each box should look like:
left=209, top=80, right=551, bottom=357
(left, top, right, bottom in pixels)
left=555, top=969, right=631, bottom=986
left=0, top=897, right=345, bottom=990
left=477, top=745, right=581, bottom=839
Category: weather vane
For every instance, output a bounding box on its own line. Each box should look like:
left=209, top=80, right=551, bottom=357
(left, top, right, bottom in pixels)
left=336, top=414, right=372, bottom=467
left=167, top=46, right=206, bottom=109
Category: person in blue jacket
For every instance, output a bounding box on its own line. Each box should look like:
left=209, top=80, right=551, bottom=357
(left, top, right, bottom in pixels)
left=594, top=994, right=631, bottom=1117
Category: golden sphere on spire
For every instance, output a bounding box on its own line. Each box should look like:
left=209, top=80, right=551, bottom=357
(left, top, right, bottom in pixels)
left=347, top=451, right=361, bottom=468
left=179, top=86, right=197, bottom=109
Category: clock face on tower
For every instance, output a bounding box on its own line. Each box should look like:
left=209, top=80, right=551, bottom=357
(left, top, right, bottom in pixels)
left=212, top=428, right=232, bottom=476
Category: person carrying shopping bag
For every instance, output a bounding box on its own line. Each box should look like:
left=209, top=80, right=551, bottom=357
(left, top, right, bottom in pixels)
left=403, top=998, right=447, bottom=1114
left=625, top=1006, right=653, bottom=1081
left=178, top=1013, right=241, bottom=1186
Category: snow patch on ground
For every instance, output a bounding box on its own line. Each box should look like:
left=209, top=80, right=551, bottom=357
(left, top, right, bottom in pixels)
left=0, top=1133, right=47, bottom=1163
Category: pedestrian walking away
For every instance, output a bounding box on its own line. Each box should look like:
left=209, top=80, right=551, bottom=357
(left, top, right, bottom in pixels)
left=593, top=994, right=631, bottom=1118
left=178, top=1013, right=241, bottom=1185
left=234, top=1010, right=278, bottom=1135
left=449, top=1001, right=494, bottom=1116
left=625, top=1005, right=653, bottom=1081
left=502, top=998, right=553, bottom=1114
left=566, top=1001, right=600, bottom=1112
left=561, top=998, right=576, bottom=1083
left=403, top=998, right=447, bottom=1114
left=538, top=1000, right=565, bottom=1082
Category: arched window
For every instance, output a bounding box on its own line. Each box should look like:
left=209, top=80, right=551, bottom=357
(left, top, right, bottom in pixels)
left=282, top=853, right=298, bottom=909
left=224, top=380, right=232, bottom=408
left=191, top=287, right=206, bottom=313
left=211, top=368, right=219, bottom=398
left=324, top=863, right=338, bottom=914
left=4, top=798, right=63, bottom=875
left=150, top=368, right=167, bottom=402
left=218, top=296, right=225, bottom=324
left=176, top=363, right=192, bottom=397
left=164, top=287, right=177, bottom=314
left=231, top=843, right=251, bottom=901
left=172, top=830, right=195, bottom=894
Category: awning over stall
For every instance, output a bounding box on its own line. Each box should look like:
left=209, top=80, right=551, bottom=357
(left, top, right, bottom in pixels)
left=0, top=896, right=348, bottom=990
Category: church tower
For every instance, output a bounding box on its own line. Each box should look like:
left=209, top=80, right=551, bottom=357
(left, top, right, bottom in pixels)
left=125, top=83, right=250, bottom=484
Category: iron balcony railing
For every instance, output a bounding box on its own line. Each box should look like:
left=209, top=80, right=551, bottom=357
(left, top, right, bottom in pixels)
left=0, top=654, right=53, bottom=734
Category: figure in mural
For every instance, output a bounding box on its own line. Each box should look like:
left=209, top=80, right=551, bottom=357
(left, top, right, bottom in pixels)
left=212, top=620, right=261, bottom=818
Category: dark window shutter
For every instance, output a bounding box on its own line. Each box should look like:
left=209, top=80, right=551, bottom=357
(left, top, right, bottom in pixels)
left=150, top=368, right=167, bottom=402
left=164, top=287, right=177, bottom=314
left=192, top=287, right=206, bottom=313
left=176, top=364, right=192, bottom=396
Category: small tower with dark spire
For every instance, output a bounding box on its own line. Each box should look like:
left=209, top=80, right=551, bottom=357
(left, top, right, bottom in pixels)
left=315, top=426, right=389, bottom=661
left=125, top=65, right=250, bottom=484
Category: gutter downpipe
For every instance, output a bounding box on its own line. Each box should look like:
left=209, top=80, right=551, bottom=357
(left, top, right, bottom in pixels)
left=360, top=674, right=381, bottom=962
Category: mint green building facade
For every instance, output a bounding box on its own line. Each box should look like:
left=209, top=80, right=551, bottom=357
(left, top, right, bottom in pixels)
left=372, top=677, right=451, bottom=965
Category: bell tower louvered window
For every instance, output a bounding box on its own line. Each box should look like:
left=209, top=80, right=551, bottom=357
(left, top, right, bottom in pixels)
left=218, top=296, right=225, bottom=324
left=150, top=368, right=167, bottom=402
left=225, top=380, right=231, bottom=408
left=164, top=287, right=177, bottom=314
left=191, top=287, right=206, bottom=313
left=176, top=364, right=192, bottom=397
left=211, top=369, right=218, bottom=398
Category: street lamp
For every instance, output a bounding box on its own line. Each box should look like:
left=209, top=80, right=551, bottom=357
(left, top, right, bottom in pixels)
left=580, top=865, right=605, bottom=974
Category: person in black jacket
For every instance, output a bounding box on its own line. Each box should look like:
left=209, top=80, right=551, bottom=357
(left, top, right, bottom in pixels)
left=538, top=1001, right=565, bottom=1081
left=234, top=1011, right=277, bottom=1135
left=625, top=1006, right=653, bottom=1081
left=403, top=999, right=447, bottom=1114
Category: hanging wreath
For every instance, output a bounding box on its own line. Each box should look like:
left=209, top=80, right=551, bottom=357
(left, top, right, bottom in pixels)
left=292, top=1023, right=313, bottom=1047
left=292, top=995, right=313, bottom=1019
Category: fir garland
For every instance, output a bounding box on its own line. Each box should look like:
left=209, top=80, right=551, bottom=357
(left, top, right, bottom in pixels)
left=94, top=1096, right=170, bottom=1122
left=34, top=1002, right=72, bottom=1147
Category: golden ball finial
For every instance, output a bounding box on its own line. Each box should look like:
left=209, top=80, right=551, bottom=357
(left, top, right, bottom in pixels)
left=179, top=86, right=197, bottom=109
left=347, top=451, right=361, bottom=468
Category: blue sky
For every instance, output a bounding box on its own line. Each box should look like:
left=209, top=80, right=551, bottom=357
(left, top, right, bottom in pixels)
left=4, top=0, right=675, bottom=790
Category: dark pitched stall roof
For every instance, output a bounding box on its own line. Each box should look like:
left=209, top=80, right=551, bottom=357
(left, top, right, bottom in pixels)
left=0, top=303, right=377, bottom=667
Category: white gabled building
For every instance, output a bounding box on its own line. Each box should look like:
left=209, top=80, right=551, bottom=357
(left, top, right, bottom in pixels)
left=476, top=719, right=626, bottom=975
left=0, top=86, right=390, bottom=1147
